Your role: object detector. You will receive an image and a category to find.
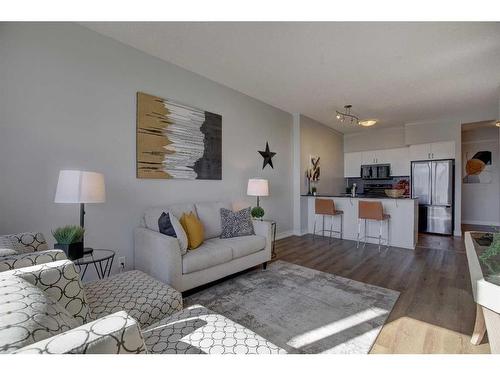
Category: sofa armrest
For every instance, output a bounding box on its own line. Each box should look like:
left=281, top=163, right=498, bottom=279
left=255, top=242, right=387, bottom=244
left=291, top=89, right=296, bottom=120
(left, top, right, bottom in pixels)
left=0, top=249, right=67, bottom=272
left=252, top=220, right=272, bottom=260
left=1, top=259, right=91, bottom=325
left=13, top=311, right=147, bottom=354
left=134, top=227, right=182, bottom=291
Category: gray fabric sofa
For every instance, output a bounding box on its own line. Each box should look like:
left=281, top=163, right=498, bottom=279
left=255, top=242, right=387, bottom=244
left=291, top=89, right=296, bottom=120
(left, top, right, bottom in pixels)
left=134, top=201, right=272, bottom=292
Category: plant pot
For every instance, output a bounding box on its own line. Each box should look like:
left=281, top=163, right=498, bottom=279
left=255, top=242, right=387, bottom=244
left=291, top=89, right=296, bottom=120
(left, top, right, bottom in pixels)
left=54, top=241, right=84, bottom=260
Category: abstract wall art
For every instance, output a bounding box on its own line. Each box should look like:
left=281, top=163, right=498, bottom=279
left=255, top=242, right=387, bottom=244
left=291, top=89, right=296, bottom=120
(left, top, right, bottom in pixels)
left=137, top=92, right=222, bottom=180
left=463, top=149, right=493, bottom=184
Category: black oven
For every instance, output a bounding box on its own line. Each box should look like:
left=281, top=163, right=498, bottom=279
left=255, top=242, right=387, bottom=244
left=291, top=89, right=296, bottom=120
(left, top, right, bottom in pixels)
left=361, top=164, right=391, bottom=180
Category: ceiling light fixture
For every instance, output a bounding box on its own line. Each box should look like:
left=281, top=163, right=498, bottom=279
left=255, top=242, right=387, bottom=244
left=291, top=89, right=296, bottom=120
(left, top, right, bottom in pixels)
left=336, top=105, right=377, bottom=127
left=496, top=120, right=500, bottom=127
left=359, top=119, right=377, bottom=127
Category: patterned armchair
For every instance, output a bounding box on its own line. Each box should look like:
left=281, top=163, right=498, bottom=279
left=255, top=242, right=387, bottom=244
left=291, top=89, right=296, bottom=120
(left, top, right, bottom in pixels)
left=0, top=232, right=65, bottom=272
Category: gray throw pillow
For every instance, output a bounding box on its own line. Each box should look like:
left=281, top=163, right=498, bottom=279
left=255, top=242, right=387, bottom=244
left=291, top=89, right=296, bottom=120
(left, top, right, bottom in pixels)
left=220, top=207, right=255, bottom=238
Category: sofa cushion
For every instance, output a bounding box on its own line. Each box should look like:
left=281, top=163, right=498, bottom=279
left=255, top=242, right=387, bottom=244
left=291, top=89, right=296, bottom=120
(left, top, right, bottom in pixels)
left=222, top=235, right=266, bottom=259
left=0, top=276, right=78, bottom=353
left=195, top=201, right=232, bottom=239
left=142, top=304, right=286, bottom=354
left=144, top=203, right=197, bottom=232
left=182, top=239, right=232, bottom=274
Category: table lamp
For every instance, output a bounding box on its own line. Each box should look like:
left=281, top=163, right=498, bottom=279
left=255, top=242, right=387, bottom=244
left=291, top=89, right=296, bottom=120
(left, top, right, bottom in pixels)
left=247, top=178, right=269, bottom=207
left=54, top=170, right=106, bottom=253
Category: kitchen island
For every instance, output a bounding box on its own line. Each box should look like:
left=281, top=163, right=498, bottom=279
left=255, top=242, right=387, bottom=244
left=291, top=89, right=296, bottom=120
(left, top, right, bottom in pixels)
left=301, top=194, right=418, bottom=249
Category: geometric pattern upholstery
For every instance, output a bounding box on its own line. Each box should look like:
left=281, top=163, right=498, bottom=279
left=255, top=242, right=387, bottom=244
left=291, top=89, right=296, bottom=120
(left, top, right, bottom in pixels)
left=142, top=305, right=286, bottom=354
left=0, top=232, right=49, bottom=254
left=0, top=276, right=78, bottom=353
left=1, top=260, right=92, bottom=325
left=0, top=249, right=67, bottom=272
left=85, top=270, right=182, bottom=328
left=12, top=311, right=147, bottom=354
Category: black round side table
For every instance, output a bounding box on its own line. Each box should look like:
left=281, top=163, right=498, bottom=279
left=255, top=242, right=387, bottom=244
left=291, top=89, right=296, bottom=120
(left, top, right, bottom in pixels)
left=73, top=249, right=115, bottom=279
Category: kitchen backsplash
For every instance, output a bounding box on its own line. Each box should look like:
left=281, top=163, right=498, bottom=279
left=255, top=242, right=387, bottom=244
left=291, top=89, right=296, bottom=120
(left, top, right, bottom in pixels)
left=345, top=176, right=410, bottom=195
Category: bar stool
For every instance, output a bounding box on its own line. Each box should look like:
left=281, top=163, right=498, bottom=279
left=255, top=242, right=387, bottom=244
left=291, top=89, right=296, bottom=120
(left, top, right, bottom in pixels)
left=357, top=201, right=390, bottom=252
left=312, top=199, right=343, bottom=244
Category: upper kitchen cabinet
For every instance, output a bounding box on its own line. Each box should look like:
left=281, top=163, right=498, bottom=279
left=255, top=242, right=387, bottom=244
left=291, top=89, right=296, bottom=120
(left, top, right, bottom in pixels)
left=386, top=147, right=410, bottom=176
left=344, top=147, right=410, bottom=177
left=344, top=151, right=362, bottom=177
left=409, top=141, right=455, bottom=161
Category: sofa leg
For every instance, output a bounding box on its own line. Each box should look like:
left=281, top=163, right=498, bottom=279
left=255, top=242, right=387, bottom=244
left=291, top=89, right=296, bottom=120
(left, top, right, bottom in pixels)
left=263, top=262, right=268, bottom=270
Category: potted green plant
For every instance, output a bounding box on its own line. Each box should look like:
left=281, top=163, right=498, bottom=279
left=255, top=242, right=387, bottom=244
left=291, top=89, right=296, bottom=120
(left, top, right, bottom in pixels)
left=52, top=225, right=85, bottom=260
left=251, top=206, right=265, bottom=220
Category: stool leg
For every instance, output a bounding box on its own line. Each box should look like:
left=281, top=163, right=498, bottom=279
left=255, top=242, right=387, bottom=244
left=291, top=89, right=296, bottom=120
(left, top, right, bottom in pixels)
left=378, top=220, right=382, bottom=252
left=322, top=215, right=325, bottom=237
left=386, top=219, right=390, bottom=250
left=329, top=215, right=333, bottom=244
left=363, top=219, right=367, bottom=248
left=340, top=214, right=343, bottom=240
left=313, top=214, right=317, bottom=241
left=356, top=219, right=361, bottom=248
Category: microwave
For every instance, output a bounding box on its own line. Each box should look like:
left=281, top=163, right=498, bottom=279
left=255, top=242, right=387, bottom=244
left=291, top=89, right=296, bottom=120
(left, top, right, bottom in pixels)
left=361, top=164, right=391, bottom=179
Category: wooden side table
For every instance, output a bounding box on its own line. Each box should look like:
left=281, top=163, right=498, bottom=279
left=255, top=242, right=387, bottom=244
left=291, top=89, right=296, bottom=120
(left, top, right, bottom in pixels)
left=465, top=232, right=500, bottom=353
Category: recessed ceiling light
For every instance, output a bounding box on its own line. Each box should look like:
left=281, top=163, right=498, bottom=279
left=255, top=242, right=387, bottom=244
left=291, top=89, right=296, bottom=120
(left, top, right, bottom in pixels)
left=496, top=120, right=500, bottom=127
left=359, top=119, right=377, bottom=127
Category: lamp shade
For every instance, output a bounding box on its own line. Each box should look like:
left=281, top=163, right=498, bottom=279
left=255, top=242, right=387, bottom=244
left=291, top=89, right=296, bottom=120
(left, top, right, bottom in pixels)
left=54, top=170, right=106, bottom=203
left=247, top=178, right=269, bottom=197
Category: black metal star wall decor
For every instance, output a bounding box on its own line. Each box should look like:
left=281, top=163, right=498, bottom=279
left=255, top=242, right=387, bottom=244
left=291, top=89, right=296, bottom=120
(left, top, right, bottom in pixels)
left=258, top=141, right=276, bottom=169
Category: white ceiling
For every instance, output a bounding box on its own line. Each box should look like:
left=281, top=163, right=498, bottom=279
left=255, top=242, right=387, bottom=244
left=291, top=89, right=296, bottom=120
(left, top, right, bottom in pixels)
left=82, top=22, right=500, bottom=133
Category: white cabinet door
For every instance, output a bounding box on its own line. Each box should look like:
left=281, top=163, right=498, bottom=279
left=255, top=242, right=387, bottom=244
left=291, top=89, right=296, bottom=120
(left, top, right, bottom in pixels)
left=344, top=152, right=362, bottom=177
left=430, top=141, right=455, bottom=159
left=390, top=147, right=410, bottom=176
left=409, top=143, right=431, bottom=161
left=374, top=149, right=392, bottom=164
left=361, top=151, right=377, bottom=164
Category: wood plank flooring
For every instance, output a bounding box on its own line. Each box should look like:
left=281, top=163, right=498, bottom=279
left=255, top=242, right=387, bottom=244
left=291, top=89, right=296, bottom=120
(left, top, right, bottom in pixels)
left=273, top=227, right=492, bottom=354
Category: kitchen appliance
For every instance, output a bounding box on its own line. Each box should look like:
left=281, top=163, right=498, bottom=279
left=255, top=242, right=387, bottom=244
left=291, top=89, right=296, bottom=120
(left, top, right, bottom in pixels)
left=411, top=159, right=454, bottom=235
left=363, top=182, right=393, bottom=197
left=361, top=164, right=391, bottom=180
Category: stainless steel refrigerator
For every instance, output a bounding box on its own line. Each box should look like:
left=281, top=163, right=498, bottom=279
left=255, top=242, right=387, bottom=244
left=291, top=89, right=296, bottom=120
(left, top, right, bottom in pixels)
left=411, top=160, right=454, bottom=235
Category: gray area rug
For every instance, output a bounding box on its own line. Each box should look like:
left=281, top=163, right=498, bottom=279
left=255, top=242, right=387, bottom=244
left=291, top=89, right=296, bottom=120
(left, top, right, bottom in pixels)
left=185, top=260, right=399, bottom=354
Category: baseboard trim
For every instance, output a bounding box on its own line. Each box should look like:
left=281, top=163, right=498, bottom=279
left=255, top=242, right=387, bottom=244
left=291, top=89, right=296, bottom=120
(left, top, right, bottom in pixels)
left=276, top=231, right=294, bottom=240
left=462, top=220, right=500, bottom=227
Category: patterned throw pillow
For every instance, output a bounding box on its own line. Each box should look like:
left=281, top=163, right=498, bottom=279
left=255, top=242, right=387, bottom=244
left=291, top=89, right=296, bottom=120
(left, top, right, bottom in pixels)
left=220, top=207, right=255, bottom=239
left=0, top=276, right=78, bottom=353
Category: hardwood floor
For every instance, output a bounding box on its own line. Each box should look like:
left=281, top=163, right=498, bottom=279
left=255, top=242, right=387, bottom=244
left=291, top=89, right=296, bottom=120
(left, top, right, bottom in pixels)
left=273, top=227, right=492, bottom=354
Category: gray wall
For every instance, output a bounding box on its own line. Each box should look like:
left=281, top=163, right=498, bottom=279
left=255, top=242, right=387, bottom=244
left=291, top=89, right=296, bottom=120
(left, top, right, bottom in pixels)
left=299, top=115, right=344, bottom=195
left=461, top=127, right=500, bottom=226
left=0, top=23, right=293, bottom=275
left=343, top=127, right=405, bottom=152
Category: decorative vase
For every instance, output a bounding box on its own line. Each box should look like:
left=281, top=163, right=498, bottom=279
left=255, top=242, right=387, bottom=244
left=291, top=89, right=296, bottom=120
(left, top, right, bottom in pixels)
left=54, top=241, right=84, bottom=260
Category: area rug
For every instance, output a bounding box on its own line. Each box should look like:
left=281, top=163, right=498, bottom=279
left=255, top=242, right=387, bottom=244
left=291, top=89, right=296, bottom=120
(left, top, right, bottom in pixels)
left=185, top=260, right=399, bottom=354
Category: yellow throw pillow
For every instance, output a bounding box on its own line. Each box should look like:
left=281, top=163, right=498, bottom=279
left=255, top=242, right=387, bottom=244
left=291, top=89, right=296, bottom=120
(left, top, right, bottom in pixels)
left=179, top=212, right=205, bottom=250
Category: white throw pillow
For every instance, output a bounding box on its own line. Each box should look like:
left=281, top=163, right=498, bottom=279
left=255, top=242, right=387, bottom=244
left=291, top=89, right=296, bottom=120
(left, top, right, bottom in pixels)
left=169, top=213, right=188, bottom=255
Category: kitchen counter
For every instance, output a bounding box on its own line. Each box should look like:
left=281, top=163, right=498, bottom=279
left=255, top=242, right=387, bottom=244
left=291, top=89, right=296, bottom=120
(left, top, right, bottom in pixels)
left=302, top=195, right=418, bottom=249
left=300, top=194, right=415, bottom=200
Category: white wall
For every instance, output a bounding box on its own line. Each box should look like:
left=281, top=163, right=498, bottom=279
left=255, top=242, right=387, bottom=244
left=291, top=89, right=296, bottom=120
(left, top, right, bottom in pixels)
left=343, top=126, right=405, bottom=152
left=0, top=23, right=293, bottom=275
left=461, top=126, right=500, bottom=226
left=299, top=115, right=344, bottom=195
